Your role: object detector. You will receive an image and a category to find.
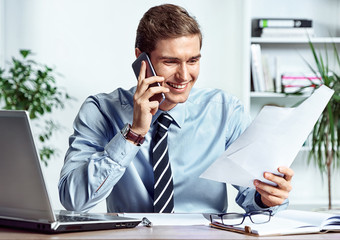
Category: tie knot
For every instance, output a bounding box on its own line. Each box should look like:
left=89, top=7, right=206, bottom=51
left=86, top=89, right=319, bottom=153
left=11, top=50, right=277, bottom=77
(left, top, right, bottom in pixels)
left=157, top=113, right=173, bottom=129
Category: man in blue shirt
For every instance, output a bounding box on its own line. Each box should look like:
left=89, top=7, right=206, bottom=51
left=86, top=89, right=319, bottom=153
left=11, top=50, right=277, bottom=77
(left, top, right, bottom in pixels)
left=59, top=4, right=294, bottom=213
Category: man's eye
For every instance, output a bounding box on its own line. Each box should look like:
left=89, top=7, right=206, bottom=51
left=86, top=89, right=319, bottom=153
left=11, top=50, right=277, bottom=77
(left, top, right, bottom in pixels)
left=164, top=61, right=177, bottom=64
left=189, top=59, right=199, bottom=64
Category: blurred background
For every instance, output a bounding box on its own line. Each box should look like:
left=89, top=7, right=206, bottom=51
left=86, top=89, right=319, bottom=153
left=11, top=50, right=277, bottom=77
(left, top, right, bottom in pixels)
left=1, top=0, right=339, bottom=213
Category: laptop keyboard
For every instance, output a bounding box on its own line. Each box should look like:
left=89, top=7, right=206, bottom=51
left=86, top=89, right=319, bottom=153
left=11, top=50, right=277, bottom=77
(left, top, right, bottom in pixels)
left=56, top=214, right=101, bottom=222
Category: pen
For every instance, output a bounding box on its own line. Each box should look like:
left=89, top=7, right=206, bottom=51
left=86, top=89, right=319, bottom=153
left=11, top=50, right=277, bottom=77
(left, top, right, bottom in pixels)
left=142, top=217, right=152, bottom=227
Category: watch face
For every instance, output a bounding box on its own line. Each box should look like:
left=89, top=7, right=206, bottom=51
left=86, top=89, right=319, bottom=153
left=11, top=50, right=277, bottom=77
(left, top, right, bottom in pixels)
left=121, top=123, right=130, bottom=136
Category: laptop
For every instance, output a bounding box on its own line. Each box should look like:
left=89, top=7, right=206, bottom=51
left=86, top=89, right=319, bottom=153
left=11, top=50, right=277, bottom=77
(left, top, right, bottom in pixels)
left=0, top=110, right=141, bottom=233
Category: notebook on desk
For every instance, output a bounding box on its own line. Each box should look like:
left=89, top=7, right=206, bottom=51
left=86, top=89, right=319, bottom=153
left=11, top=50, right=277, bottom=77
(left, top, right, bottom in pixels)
left=0, top=110, right=141, bottom=233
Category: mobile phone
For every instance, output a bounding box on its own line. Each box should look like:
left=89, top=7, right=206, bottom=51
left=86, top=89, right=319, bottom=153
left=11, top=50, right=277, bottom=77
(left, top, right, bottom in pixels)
left=132, top=52, right=165, bottom=104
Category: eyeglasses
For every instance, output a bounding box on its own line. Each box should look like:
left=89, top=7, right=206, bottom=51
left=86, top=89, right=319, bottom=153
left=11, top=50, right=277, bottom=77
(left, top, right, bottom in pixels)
left=209, top=210, right=272, bottom=226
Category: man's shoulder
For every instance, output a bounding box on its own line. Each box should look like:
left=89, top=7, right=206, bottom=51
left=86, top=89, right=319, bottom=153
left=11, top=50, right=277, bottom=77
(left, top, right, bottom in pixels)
left=89, top=87, right=135, bottom=106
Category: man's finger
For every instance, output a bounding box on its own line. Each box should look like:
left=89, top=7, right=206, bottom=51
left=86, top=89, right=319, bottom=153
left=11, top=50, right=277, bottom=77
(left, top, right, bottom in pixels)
left=278, top=166, right=294, bottom=182
left=256, top=187, right=286, bottom=207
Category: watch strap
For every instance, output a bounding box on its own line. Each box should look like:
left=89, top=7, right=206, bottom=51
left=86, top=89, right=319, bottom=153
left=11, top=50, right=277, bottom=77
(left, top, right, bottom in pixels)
left=122, top=124, right=145, bottom=146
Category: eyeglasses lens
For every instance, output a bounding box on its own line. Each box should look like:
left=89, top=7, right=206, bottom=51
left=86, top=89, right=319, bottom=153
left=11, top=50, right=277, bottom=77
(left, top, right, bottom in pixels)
left=249, top=211, right=271, bottom=224
left=221, top=213, right=245, bottom=225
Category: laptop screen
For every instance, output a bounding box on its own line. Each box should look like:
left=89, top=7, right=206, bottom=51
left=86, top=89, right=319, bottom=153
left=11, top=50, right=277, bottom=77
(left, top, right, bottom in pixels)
left=0, top=111, right=55, bottom=222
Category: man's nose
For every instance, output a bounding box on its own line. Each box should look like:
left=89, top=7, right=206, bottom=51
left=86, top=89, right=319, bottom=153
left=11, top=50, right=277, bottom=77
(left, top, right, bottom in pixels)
left=176, top=64, right=190, bottom=82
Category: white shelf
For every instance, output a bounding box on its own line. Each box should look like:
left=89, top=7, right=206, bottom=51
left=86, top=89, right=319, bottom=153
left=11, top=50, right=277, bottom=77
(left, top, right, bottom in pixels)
left=250, top=92, right=310, bottom=98
left=251, top=37, right=340, bottom=44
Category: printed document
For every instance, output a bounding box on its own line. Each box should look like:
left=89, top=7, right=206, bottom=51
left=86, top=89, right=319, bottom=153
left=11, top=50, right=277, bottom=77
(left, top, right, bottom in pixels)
left=200, top=85, right=334, bottom=188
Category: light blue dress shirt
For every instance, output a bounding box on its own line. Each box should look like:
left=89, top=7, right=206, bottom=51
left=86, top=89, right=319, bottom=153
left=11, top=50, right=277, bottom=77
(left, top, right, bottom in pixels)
left=59, top=87, right=288, bottom=213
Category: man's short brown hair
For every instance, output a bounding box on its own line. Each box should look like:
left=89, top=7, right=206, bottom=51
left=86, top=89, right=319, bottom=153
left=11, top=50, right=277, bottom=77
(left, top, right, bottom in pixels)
left=135, top=4, right=202, bottom=54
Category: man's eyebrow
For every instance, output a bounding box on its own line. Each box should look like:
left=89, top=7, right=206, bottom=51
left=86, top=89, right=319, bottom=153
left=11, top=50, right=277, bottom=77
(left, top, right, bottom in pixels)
left=159, top=54, right=202, bottom=61
left=191, top=54, right=202, bottom=59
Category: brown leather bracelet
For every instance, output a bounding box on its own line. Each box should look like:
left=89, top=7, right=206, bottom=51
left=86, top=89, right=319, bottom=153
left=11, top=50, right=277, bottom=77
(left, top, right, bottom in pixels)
left=121, top=123, right=145, bottom=146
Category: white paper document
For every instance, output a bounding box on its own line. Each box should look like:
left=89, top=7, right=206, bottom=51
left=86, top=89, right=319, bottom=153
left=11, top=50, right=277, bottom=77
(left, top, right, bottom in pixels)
left=121, top=213, right=209, bottom=226
left=200, top=85, right=334, bottom=188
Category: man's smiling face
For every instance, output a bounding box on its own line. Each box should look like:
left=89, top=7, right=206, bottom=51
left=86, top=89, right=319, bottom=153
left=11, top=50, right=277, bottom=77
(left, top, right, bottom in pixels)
left=150, top=34, right=201, bottom=111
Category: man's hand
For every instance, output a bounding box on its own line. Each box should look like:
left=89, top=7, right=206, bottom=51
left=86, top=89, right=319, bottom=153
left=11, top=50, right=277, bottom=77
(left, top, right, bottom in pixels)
left=254, top=166, right=294, bottom=207
left=131, top=61, right=169, bottom=136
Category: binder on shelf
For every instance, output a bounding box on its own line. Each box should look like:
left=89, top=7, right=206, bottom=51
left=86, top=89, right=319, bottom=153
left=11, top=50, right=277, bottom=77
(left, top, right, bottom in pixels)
left=251, top=44, right=275, bottom=92
left=257, top=18, right=312, bottom=28
left=252, top=18, right=313, bottom=37
left=251, top=44, right=265, bottom=92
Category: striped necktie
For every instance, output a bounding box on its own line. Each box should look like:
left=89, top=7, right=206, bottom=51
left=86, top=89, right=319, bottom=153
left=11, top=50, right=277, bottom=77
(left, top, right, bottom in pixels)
left=152, top=113, right=174, bottom=213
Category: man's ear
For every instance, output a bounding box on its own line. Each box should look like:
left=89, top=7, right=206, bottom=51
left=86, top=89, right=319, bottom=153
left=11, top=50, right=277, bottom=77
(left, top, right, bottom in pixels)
left=135, top=48, right=142, bottom=58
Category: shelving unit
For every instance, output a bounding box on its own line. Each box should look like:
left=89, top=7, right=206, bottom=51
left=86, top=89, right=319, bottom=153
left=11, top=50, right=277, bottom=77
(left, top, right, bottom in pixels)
left=249, top=38, right=339, bottom=118
left=249, top=0, right=340, bottom=119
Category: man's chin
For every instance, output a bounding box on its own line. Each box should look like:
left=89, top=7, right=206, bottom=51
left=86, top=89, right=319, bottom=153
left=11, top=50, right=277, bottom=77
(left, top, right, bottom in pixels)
left=166, top=95, right=189, bottom=105
left=160, top=95, right=189, bottom=111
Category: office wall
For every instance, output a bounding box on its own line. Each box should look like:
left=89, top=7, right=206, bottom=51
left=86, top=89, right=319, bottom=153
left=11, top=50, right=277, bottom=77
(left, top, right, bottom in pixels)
left=2, top=0, right=340, bottom=214
left=0, top=0, right=4, bottom=66
left=2, top=0, right=249, bottom=212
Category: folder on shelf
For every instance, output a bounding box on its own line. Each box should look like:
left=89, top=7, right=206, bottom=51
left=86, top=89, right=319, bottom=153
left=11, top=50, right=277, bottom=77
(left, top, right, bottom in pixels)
left=250, top=44, right=274, bottom=92
left=252, top=18, right=313, bottom=38
left=257, top=18, right=312, bottom=28
left=250, top=44, right=265, bottom=92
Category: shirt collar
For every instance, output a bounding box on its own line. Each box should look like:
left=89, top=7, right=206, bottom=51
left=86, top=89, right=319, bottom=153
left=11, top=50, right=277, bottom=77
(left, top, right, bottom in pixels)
left=152, top=101, right=186, bottom=129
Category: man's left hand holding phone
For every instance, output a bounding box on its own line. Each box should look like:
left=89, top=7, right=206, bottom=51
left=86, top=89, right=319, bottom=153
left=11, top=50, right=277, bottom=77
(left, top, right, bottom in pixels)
left=124, top=51, right=169, bottom=145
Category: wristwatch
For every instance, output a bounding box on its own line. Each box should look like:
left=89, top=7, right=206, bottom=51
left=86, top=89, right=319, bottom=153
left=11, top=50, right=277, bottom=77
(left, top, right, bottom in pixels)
left=121, top=123, right=145, bottom=146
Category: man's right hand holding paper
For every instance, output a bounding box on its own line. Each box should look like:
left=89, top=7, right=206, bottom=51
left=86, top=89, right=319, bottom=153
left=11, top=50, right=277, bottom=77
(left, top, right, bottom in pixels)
left=254, top=166, right=294, bottom=207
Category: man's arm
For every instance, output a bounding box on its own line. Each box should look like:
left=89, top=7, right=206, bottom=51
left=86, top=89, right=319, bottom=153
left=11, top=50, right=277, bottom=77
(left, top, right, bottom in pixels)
left=58, top=98, right=140, bottom=212
left=59, top=60, right=169, bottom=212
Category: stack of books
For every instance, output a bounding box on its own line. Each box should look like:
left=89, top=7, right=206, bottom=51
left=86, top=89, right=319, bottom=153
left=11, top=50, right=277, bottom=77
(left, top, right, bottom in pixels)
left=253, top=18, right=314, bottom=38
left=281, top=72, right=322, bottom=93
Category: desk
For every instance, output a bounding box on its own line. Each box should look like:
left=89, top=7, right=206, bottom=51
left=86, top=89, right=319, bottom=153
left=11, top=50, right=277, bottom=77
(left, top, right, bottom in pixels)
left=0, top=226, right=339, bottom=240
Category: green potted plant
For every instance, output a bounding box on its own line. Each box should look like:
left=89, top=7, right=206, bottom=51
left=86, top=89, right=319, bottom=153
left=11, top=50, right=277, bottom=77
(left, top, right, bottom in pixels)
left=303, top=41, right=340, bottom=210
left=0, top=49, right=73, bottom=166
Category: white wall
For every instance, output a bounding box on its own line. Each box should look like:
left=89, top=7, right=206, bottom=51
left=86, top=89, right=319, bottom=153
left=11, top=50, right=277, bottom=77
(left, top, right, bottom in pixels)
left=289, top=151, right=340, bottom=210
left=2, top=0, right=250, bottom=212
left=0, top=0, right=4, bottom=66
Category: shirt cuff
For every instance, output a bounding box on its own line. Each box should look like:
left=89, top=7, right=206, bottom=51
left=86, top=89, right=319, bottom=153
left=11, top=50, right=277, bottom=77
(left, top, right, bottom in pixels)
left=104, top=131, right=140, bottom=167
left=255, top=191, right=269, bottom=209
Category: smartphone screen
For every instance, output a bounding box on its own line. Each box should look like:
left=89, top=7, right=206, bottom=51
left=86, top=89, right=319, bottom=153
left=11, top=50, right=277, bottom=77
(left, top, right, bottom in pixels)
left=132, top=52, right=165, bottom=104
